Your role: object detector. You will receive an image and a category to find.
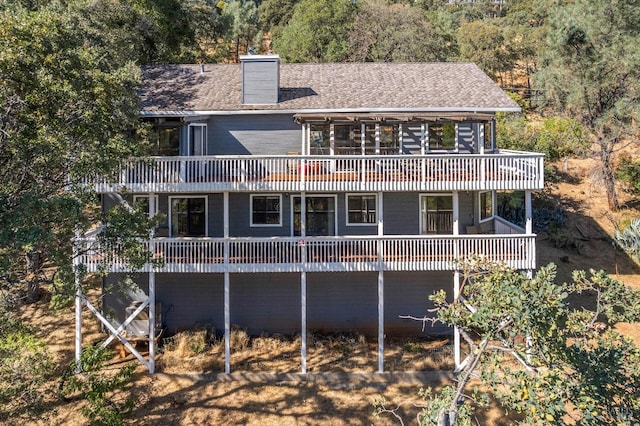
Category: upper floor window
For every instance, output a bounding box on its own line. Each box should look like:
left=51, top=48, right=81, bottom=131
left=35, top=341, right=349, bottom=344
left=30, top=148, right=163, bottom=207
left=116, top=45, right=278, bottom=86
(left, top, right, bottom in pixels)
left=481, top=122, right=495, bottom=152
left=346, top=194, right=377, bottom=225
left=170, top=196, right=207, bottom=237
left=251, top=195, right=282, bottom=227
left=310, top=124, right=330, bottom=155
left=380, top=124, right=399, bottom=154
left=188, top=123, right=207, bottom=156
left=334, top=124, right=357, bottom=155
left=428, top=123, right=456, bottom=151
left=153, top=124, right=180, bottom=156
left=421, top=194, right=453, bottom=234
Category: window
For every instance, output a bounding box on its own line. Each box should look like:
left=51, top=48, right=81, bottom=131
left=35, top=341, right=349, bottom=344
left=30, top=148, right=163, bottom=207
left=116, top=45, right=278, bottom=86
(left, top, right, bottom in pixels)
left=479, top=191, right=493, bottom=221
left=421, top=195, right=453, bottom=234
left=293, top=196, right=336, bottom=236
left=380, top=124, right=399, bottom=154
left=188, top=124, right=207, bottom=156
left=481, top=122, right=494, bottom=152
left=347, top=194, right=377, bottom=225
left=310, top=124, right=330, bottom=155
left=133, top=195, right=159, bottom=215
left=170, top=197, right=207, bottom=237
left=497, top=191, right=525, bottom=228
left=334, top=124, right=357, bottom=155
left=428, top=123, right=456, bottom=151
left=154, top=125, right=180, bottom=156
left=251, top=195, right=282, bottom=227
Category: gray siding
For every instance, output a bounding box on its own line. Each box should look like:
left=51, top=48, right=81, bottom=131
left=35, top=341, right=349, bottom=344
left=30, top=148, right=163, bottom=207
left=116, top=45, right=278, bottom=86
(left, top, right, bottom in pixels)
left=457, top=123, right=474, bottom=153
left=383, top=192, right=420, bottom=235
left=103, top=271, right=453, bottom=338
left=402, top=122, right=423, bottom=154
left=241, top=58, right=279, bottom=105
left=384, top=271, right=452, bottom=336
left=209, top=115, right=301, bottom=155
left=308, top=272, right=378, bottom=335
left=230, top=273, right=300, bottom=335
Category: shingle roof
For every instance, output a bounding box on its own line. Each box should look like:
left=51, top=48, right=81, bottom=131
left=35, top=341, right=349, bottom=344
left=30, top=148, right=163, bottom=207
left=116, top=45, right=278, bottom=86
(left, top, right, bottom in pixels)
left=140, top=62, right=519, bottom=114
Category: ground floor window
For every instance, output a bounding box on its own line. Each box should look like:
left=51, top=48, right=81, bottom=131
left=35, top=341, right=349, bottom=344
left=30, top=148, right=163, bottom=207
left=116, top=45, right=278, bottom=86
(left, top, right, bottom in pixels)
left=251, top=195, right=282, bottom=226
left=346, top=194, right=377, bottom=225
left=293, top=196, right=336, bottom=236
left=479, top=191, right=493, bottom=221
left=170, top=197, right=207, bottom=237
left=420, top=194, right=453, bottom=234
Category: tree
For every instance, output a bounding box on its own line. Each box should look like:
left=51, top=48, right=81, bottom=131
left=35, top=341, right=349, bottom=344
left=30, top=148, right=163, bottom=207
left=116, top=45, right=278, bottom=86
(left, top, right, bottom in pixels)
left=391, top=262, right=640, bottom=425
left=221, top=0, right=261, bottom=61
left=456, top=21, right=513, bottom=84
left=537, top=0, right=640, bottom=211
left=272, top=0, right=358, bottom=62
left=346, top=0, right=456, bottom=62
left=0, top=2, right=154, bottom=302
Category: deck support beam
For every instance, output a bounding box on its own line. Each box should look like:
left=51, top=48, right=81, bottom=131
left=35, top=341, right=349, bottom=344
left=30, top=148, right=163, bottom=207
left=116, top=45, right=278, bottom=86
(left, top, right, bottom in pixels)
left=148, top=192, right=156, bottom=374
left=453, top=270, right=461, bottom=369
left=224, top=191, right=231, bottom=374
left=74, top=230, right=82, bottom=371
left=301, top=272, right=307, bottom=374
left=377, top=191, right=384, bottom=372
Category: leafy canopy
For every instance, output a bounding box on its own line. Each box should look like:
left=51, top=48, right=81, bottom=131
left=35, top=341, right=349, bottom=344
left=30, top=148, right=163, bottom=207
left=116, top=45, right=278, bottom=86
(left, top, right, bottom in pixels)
left=413, top=262, right=640, bottom=425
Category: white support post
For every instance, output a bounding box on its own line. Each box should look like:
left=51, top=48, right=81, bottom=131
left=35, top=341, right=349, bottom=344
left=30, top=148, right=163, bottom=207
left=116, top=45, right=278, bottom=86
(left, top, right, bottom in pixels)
left=224, top=272, right=230, bottom=374
left=452, top=192, right=460, bottom=236
left=377, top=192, right=384, bottom=373
left=73, top=230, right=82, bottom=371
left=148, top=192, right=156, bottom=374
left=375, top=123, right=380, bottom=155
left=421, top=123, right=427, bottom=154
left=360, top=122, right=366, bottom=156
left=453, top=271, right=461, bottom=369
left=378, top=271, right=384, bottom=373
left=329, top=123, right=335, bottom=155
left=398, top=123, right=403, bottom=154
left=525, top=190, right=532, bottom=235
left=301, top=271, right=307, bottom=374
left=300, top=191, right=307, bottom=373
left=223, top=191, right=230, bottom=374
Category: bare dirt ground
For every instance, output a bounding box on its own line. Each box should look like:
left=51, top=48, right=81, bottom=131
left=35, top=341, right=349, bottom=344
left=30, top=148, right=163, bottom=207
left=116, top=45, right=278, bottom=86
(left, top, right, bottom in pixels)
left=12, top=158, right=640, bottom=426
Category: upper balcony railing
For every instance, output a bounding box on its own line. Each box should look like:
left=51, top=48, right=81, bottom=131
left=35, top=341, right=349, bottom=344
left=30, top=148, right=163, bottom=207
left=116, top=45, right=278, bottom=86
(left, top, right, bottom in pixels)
left=77, top=234, right=536, bottom=274
left=85, top=150, right=544, bottom=193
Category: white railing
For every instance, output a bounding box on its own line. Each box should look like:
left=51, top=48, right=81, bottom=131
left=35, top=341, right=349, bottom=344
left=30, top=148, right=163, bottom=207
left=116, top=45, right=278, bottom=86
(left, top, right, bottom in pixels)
left=85, top=151, right=544, bottom=193
left=77, top=234, right=536, bottom=273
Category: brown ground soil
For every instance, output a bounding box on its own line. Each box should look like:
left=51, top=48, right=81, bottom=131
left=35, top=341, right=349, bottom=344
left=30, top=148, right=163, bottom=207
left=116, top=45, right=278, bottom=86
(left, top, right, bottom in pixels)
left=11, top=157, right=640, bottom=425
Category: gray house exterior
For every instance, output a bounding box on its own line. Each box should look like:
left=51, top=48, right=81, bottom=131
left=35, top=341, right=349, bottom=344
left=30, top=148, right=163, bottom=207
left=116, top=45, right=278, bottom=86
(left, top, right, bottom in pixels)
left=77, top=55, right=543, bottom=373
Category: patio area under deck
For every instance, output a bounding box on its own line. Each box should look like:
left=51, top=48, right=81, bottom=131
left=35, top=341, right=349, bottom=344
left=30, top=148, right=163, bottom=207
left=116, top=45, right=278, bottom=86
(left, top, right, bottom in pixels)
left=86, top=151, right=544, bottom=194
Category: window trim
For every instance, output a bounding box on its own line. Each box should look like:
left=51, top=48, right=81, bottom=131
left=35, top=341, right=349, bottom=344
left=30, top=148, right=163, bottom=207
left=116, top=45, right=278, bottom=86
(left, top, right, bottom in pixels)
left=250, top=194, right=282, bottom=227
left=419, top=193, right=454, bottom=235
left=168, top=195, right=208, bottom=237
left=187, top=123, right=207, bottom=156
left=345, top=193, right=377, bottom=226
left=479, top=191, right=494, bottom=223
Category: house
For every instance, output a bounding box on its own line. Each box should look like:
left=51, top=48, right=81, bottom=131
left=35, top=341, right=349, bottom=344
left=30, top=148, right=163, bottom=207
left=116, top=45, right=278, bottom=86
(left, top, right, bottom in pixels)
left=75, top=55, right=543, bottom=374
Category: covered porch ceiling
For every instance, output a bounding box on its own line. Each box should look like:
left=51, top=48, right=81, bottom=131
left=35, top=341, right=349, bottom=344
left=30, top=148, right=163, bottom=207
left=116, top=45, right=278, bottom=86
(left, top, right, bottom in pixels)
left=293, top=112, right=495, bottom=124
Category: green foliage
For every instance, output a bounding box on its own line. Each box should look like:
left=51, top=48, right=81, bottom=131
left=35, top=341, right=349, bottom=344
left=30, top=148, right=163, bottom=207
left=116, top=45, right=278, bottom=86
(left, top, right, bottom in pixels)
left=614, top=218, right=640, bottom=264
left=60, top=345, right=136, bottom=426
left=272, top=0, right=358, bottom=62
left=538, top=0, right=640, bottom=210
left=616, top=153, right=640, bottom=195
left=416, top=262, right=640, bottom=425
left=497, top=113, right=590, bottom=161
left=346, top=0, right=457, bottom=62
left=0, top=305, right=52, bottom=420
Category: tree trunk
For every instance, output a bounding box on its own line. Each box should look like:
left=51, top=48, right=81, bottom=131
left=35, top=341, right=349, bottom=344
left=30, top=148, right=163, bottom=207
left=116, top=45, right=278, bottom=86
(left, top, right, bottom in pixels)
left=25, top=250, right=43, bottom=302
left=600, top=139, right=619, bottom=211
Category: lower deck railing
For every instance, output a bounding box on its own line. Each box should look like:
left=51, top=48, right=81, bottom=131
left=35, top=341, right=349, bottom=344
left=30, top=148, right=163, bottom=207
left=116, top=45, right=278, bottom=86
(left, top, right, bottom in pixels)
left=78, top=234, right=536, bottom=273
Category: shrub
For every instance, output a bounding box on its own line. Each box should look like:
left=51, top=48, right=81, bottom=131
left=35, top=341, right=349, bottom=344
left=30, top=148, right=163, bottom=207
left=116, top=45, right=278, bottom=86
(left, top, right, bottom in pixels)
left=0, top=307, right=52, bottom=420
left=60, top=345, right=136, bottom=426
left=614, top=218, right=640, bottom=264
